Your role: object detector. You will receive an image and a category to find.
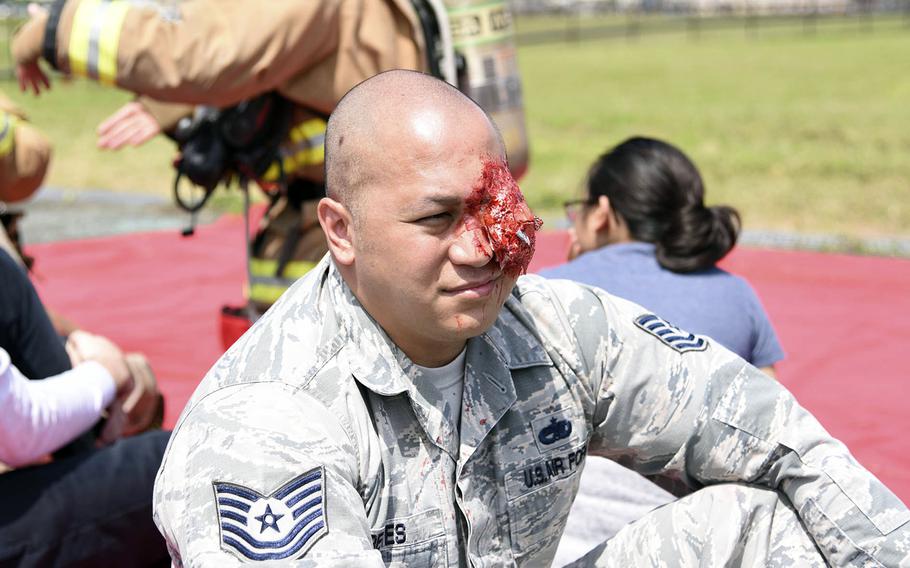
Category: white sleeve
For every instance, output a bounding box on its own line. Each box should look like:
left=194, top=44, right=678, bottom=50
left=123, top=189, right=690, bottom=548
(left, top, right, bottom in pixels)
left=0, top=348, right=116, bottom=467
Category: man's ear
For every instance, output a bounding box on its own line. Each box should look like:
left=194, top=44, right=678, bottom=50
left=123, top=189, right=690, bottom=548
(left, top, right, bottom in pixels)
left=317, top=197, right=356, bottom=266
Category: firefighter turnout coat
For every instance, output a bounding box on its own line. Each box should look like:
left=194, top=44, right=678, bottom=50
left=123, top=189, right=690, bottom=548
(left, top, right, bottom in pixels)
left=13, top=0, right=427, bottom=308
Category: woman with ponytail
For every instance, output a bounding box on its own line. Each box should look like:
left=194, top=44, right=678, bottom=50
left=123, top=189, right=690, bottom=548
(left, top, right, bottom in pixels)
left=544, top=137, right=784, bottom=566
left=543, top=136, right=782, bottom=372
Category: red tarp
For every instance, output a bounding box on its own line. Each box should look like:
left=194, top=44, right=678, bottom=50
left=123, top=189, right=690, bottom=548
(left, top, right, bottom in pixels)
left=28, top=215, right=910, bottom=503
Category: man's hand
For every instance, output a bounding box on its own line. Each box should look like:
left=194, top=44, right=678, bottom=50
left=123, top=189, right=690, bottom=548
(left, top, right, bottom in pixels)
left=66, top=330, right=134, bottom=398
left=97, top=102, right=162, bottom=149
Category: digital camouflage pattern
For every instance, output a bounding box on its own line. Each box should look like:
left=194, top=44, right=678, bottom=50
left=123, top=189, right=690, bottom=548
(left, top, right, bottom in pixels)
left=154, top=256, right=910, bottom=566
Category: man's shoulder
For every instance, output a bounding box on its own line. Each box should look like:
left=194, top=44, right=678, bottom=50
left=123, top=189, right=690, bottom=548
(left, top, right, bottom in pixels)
left=513, top=272, right=609, bottom=313
left=510, top=272, right=664, bottom=346
left=180, top=262, right=356, bottom=417
left=505, top=274, right=618, bottom=347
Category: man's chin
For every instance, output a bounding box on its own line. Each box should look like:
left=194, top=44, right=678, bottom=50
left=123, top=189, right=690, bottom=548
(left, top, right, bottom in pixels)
left=446, top=312, right=497, bottom=339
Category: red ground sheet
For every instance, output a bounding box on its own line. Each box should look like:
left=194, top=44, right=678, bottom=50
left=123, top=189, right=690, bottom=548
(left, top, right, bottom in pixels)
left=28, top=215, right=910, bottom=503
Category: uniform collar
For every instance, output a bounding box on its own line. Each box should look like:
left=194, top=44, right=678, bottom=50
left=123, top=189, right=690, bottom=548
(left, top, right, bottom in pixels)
left=321, top=262, right=551, bottom=458
left=324, top=263, right=551, bottom=396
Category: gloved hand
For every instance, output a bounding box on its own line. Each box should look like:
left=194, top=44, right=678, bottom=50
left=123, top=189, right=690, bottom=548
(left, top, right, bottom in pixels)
left=12, top=4, right=51, bottom=96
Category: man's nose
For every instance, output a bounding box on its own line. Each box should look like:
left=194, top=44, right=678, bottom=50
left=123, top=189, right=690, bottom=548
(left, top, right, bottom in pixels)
left=449, top=227, right=493, bottom=268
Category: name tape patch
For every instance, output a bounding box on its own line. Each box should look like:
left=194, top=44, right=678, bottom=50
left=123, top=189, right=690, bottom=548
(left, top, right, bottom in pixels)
left=634, top=314, right=708, bottom=353
left=213, top=466, right=327, bottom=561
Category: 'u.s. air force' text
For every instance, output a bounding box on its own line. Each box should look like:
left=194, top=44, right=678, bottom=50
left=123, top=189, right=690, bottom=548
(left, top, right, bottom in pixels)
left=523, top=446, right=587, bottom=489
left=504, top=444, right=588, bottom=501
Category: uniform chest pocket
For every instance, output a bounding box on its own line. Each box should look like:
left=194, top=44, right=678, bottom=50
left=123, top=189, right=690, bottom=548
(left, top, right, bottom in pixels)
left=503, top=442, right=588, bottom=560
left=371, top=508, right=448, bottom=567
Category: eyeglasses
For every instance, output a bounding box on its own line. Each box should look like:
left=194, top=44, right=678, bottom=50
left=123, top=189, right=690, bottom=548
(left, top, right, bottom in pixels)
left=563, top=198, right=596, bottom=224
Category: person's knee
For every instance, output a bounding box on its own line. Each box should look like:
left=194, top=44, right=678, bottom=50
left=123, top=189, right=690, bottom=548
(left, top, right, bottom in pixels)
left=592, top=483, right=822, bottom=567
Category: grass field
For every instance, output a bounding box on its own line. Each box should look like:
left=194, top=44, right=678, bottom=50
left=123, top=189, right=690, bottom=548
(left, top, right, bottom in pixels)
left=1, top=15, right=909, bottom=238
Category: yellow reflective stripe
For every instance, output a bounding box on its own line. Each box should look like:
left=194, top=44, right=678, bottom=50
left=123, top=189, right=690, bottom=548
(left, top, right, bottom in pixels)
left=97, top=1, right=129, bottom=85
left=249, top=258, right=318, bottom=280
left=248, top=282, right=290, bottom=305
left=68, top=0, right=97, bottom=78
left=262, top=119, right=326, bottom=182
left=0, top=113, right=17, bottom=158
left=68, top=0, right=129, bottom=84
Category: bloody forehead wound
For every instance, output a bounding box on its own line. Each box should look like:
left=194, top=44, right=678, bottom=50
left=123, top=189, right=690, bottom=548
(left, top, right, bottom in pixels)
left=464, top=157, right=543, bottom=277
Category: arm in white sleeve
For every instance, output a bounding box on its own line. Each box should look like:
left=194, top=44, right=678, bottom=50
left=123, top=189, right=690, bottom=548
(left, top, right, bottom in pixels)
left=0, top=348, right=116, bottom=467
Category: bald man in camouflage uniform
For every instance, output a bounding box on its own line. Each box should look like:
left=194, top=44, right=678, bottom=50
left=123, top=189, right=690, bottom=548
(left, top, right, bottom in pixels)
left=154, top=71, right=909, bottom=566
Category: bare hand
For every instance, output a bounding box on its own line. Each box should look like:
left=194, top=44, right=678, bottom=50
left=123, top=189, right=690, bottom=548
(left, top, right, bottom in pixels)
left=97, top=101, right=162, bottom=149
left=121, top=353, right=164, bottom=435
left=66, top=330, right=133, bottom=397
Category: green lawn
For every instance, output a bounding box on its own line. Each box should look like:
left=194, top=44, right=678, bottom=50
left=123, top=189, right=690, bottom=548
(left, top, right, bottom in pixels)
left=517, top=18, right=910, bottom=237
left=1, top=15, right=909, bottom=238
left=1, top=79, right=177, bottom=194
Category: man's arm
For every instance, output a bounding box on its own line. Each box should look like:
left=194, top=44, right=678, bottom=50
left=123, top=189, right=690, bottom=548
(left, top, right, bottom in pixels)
left=551, top=281, right=909, bottom=566
left=155, top=382, right=387, bottom=566
left=13, top=0, right=343, bottom=106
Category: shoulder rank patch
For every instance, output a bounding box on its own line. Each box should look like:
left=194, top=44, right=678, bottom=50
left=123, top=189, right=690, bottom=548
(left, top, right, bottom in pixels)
left=213, top=466, right=327, bottom=561
left=634, top=314, right=708, bottom=353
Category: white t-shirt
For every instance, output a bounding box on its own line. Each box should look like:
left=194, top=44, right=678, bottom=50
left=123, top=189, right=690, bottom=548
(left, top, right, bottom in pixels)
left=0, top=347, right=115, bottom=467
left=412, top=348, right=466, bottom=444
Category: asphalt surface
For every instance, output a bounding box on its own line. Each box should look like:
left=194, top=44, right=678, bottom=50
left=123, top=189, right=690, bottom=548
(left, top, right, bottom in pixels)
left=11, top=187, right=910, bottom=258
left=14, top=187, right=219, bottom=245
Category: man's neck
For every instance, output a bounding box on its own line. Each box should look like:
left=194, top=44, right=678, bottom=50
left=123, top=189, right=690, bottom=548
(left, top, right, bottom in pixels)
left=405, top=341, right=467, bottom=368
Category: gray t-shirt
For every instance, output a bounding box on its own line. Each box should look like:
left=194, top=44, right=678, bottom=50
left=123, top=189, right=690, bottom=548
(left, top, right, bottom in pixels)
left=541, top=242, right=784, bottom=367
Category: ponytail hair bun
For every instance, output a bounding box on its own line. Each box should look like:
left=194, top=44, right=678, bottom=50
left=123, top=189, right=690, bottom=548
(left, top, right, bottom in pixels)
left=656, top=204, right=740, bottom=272
left=590, top=137, right=741, bottom=272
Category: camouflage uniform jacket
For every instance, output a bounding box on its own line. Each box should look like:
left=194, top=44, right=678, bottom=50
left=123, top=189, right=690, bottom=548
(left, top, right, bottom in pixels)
left=153, top=256, right=910, bottom=566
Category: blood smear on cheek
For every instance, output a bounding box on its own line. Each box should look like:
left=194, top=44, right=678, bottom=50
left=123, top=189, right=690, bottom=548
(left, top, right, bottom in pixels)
left=464, top=157, right=543, bottom=277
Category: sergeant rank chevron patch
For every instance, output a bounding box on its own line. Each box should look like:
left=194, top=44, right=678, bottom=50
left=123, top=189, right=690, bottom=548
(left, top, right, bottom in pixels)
left=213, top=466, right=327, bottom=561
left=634, top=314, right=709, bottom=354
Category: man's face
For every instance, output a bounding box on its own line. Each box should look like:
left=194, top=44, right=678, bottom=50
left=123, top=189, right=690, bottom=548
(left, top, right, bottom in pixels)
left=347, top=113, right=540, bottom=363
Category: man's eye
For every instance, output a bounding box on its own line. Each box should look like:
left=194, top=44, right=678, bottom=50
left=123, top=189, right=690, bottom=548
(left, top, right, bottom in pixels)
left=416, top=212, right=453, bottom=224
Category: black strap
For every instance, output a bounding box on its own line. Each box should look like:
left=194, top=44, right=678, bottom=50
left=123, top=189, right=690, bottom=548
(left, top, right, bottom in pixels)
left=42, top=0, right=67, bottom=71
left=410, top=0, right=444, bottom=79
left=274, top=214, right=302, bottom=279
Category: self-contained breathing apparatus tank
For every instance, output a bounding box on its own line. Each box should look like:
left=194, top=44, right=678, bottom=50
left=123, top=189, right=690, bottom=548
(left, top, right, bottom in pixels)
left=416, top=0, right=529, bottom=180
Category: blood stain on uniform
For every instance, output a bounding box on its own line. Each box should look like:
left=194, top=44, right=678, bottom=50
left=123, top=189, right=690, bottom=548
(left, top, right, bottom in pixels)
left=464, top=157, right=543, bottom=278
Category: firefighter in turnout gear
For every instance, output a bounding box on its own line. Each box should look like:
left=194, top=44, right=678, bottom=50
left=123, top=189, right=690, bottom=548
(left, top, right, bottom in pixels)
left=13, top=0, right=530, bottom=338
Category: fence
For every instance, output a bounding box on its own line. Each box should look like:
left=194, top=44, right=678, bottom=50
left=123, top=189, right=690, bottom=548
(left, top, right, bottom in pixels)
left=0, top=0, right=908, bottom=77
left=511, top=0, right=910, bottom=45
